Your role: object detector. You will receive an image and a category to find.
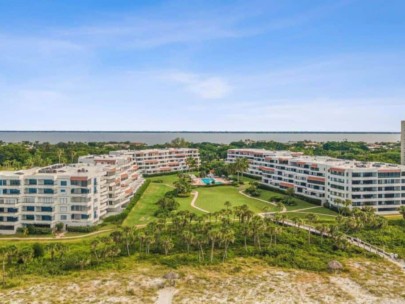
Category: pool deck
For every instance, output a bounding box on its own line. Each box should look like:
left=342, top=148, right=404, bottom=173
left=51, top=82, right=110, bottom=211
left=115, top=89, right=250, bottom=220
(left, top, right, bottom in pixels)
left=192, top=177, right=231, bottom=186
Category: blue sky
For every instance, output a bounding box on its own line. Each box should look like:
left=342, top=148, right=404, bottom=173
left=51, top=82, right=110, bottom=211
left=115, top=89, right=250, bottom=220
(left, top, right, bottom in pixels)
left=0, top=0, right=404, bottom=131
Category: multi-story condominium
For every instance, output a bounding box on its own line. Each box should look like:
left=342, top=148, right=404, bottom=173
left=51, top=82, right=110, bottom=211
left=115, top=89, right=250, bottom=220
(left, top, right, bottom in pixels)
left=79, top=153, right=144, bottom=213
left=114, top=148, right=200, bottom=175
left=401, top=120, right=405, bottom=165
left=0, top=164, right=108, bottom=234
left=228, top=149, right=405, bottom=214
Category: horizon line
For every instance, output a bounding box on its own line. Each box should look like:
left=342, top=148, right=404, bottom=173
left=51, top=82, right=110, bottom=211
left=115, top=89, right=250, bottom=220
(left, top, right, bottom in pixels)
left=0, top=130, right=400, bottom=134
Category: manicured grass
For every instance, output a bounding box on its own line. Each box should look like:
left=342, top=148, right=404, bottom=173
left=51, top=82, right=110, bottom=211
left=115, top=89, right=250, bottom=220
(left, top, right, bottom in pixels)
left=255, top=187, right=321, bottom=211
left=123, top=177, right=197, bottom=226
left=194, top=186, right=277, bottom=213
left=283, top=212, right=336, bottom=224
left=300, top=206, right=338, bottom=216
left=123, top=182, right=172, bottom=226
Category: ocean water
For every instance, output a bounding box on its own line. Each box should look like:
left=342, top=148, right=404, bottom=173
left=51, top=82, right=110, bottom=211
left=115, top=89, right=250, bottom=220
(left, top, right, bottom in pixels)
left=0, top=131, right=400, bottom=145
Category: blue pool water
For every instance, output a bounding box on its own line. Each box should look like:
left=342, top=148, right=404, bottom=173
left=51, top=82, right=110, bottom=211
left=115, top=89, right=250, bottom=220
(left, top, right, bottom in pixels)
left=202, top=178, right=221, bottom=185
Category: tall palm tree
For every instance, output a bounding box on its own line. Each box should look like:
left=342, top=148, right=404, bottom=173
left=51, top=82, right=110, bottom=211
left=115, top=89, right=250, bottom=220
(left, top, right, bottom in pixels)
left=56, top=149, right=64, bottom=164
left=161, top=236, right=174, bottom=255
left=182, top=230, right=195, bottom=253
left=220, top=228, right=235, bottom=261
left=208, top=229, right=221, bottom=262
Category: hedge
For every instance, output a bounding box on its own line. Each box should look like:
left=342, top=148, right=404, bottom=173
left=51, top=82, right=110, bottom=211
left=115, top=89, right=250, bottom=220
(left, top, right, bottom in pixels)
left=17, top=225, right=52, bottom=235
left=103, top=180, right=151, bottom=224
left=66, top=225, right=97, bottom=233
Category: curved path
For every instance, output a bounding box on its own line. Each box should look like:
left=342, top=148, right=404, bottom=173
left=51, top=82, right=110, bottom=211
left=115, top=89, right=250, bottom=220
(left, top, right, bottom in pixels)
left=238, top=190, right=287, bottom=212
left=190, top=191, right=209, bottom=213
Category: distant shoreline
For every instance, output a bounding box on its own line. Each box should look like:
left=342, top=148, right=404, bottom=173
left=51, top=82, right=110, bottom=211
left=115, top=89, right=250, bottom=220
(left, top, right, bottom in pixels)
left=0, top=131, right=400, bottom=134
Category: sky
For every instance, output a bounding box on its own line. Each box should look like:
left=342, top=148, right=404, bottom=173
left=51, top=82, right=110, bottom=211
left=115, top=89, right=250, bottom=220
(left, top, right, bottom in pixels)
left=0, top=0, right=404, bottom=132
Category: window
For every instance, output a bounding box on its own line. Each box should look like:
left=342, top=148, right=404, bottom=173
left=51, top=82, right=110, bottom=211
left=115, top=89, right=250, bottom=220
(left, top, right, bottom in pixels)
left=10, top=180, right=21, bottom=186
left=59, top=197, right=68, bottom=204
left=60, top=189, right=66, bottom=193
left=43, top=179, right=54, bottom=185
left=60, top=215, right=67, bottom=220
left=26, top=206, right=35, bottom=211
left=60, top=206, right=67, bottom=212
left=28, top=179, right=37, bottom=185
left=28, top=188, right=37, bottom=194
left=60, top=181, right=67, bottom=186
left=43, top=189, right=54, bottom=194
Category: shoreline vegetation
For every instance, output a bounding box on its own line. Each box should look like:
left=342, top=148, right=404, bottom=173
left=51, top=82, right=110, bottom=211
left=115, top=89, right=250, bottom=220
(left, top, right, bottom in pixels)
left=0, top=138, right=404, bottom=302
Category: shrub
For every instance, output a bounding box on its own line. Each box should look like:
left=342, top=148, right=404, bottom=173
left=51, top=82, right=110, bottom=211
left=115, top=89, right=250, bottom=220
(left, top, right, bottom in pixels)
left=32, top=243, right=45, bottom=258
left=23, top=225, right=52, bottom=235
left=55, top=222, right=64, bottom=232
left=66, top=226, right=97, bottom=233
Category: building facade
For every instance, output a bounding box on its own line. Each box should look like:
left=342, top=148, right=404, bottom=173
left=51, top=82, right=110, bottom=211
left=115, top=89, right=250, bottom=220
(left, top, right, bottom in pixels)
left=0, top=148, right=199, bottom=234
left=116, top=148, right=200, bottom=175
left=228, top=149, right=405, bottom=214
left=401, top=120, right=405, bottom=165
left=0, top=164, right=108, bottom=234
left=79, top=153, right=144, bottom=213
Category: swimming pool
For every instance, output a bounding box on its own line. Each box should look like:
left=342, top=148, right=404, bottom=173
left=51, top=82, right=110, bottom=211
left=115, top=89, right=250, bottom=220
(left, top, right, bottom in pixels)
left=201, top=178, right=221, bottom=185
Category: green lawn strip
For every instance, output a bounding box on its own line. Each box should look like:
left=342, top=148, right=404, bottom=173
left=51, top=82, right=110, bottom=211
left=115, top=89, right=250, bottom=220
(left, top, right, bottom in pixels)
left=123, top=183, right=172, bottom=226
left=194, top=186, right=277, bottom=213
left=123, top=181, right=196, bottom=226
left=282, top=212, right=336, bottom=224
left=296, top=206, right=338, bottom=216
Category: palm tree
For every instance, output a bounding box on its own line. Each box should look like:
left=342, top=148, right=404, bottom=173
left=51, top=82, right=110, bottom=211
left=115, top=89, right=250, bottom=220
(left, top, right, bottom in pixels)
left=182, top=230, right=195, bottom=253
left=234, top=158, right=249, bottom=182
left=56, top=149, right=64, bottom=164
left=185, top=156, right=197, bottom=173
left=224, top=201, right=232, bottom=210
left=122, top=226, right=135, bottom=256
left=220, top=228, right=235, bottom=261
left=195, top=233, right=207, bottom=262
left=70, top=150, right=77, bottom=163
left=161, top=236, right=174, bottom=255
left=208, top=229, right=221, bottom=262
left=250, top=216, right=265, bottom=250
left=316, top=224, right=329, bottom=243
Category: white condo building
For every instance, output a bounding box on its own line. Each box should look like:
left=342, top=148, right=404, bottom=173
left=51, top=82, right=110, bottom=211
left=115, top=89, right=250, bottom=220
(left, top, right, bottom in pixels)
left=113, top=148, right=200, bottom=175
left=228, top=149, right=405, bottom=215
left=401, top=120, right=405, bottom=165
left=0, top=148, right=199, bottom=234
left=78, top=153, right=144, bottom=213
left=0, top=163, right=108, bottom=234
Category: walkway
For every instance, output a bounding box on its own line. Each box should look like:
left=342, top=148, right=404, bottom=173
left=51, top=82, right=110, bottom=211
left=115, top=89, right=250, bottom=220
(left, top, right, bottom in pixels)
left=190, top=191, right=209, bottom=213
left=261, top=214, right=405, bottom=272
left=238, top=190, right=287, bottom=212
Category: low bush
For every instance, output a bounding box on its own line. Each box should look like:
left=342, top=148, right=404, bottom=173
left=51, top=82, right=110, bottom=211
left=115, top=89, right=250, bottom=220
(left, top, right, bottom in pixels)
left=66, top=226, right=97, bottom=233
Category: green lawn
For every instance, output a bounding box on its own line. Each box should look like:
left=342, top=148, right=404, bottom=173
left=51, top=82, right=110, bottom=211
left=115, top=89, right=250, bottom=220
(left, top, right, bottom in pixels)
left=282, top=212, right=337, bottom=224
left=194, top=186, right=277, bottom=213
left=123, top=182, right=173, bottom=226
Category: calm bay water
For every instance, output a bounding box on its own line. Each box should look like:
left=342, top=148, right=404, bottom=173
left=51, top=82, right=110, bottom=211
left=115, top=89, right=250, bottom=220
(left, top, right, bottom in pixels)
left=0, top=131, right=400, bottom=144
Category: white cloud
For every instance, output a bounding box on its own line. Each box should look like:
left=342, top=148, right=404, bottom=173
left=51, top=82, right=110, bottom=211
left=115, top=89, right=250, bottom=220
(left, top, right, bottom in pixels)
left=167, top=72, right=232, bottom=99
